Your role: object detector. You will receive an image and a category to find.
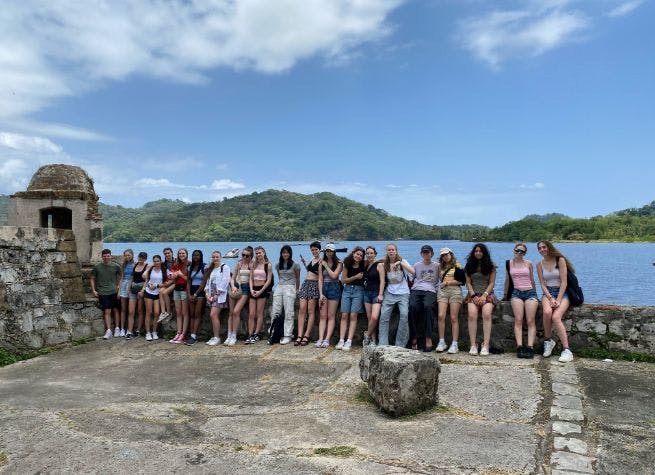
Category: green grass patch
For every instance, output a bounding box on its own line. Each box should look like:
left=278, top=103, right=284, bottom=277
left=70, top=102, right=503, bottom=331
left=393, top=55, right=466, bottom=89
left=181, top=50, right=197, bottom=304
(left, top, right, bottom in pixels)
left=576, top=348, right=655, bottom=363
left=0, top=337, right=95, bottom=368
left=395, top=403, right=450, bottom=420
left=354, top=385, right=375, bottom=404
left=313, top=446, right=357, bottom=457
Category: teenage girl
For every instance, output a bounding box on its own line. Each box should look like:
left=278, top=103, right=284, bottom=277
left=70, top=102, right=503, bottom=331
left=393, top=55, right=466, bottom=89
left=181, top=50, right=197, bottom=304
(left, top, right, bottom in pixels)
left=117, top=249, right=135, bottom=337
left=205, top=251, right=231, bottom=346
left=126, top=251, right=148, bottom=339
left=270, top=245, right=300, bottom=345
left=142, top=255, right=164, bottom=341
left=317, top=244, right=343, bottom=348
left=504, top=243, right=538, bottom=359
left=336, top=246, right=365, bottom=351
left=378, top=243, right=414, bottom=348
left=436, top=248, right=464, bottom=354
left=362, top=246, right=385, bottom=346
left=227, top=246, right=253, bottom=346
left=464, top=243, right=497, bottom=356
left=186, top=250, right=206, bottom=345
left=296, top=241, right=322, bottom=346
left=247, top=246, right=273, bottom=344
left=169, top=248, right=190, bottom=344
left=537, top=240, right=574, bottom=363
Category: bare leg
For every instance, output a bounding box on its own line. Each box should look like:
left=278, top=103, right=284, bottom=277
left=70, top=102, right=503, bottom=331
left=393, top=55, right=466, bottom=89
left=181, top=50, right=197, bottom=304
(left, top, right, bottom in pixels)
left=467, top=302, right=479, bottom=347
left=437, top=301, right=448, bottom=341
left=297, top=298, right=308, bottom=341
left=551, top=300, right=570, bottom=348
left=525, top=299, right=538, bottom=347
left=481, top=303, right=493, bottom=349
left=304, top=299, right=317, bottom=339
left=511, top=298, right=525, bottom=346
left=541, top=297, right=553, bottom=339
left=325, top=300, right=339, bottom=341
left=449, top=302, right=461, bottom=342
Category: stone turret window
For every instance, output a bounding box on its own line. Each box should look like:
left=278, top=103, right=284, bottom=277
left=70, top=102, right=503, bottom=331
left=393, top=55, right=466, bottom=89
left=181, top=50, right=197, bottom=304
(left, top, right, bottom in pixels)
left=40, top=207, right=73, bottom=229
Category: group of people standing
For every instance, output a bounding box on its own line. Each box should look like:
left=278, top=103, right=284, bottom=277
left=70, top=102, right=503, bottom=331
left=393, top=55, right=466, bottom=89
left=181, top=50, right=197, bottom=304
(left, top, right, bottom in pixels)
left=90, top=240, right=576, bottom=362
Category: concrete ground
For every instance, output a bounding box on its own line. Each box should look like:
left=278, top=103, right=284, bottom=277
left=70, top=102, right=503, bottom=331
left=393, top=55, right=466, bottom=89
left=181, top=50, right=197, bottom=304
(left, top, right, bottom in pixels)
left=0, top=338, right=653, bottom=474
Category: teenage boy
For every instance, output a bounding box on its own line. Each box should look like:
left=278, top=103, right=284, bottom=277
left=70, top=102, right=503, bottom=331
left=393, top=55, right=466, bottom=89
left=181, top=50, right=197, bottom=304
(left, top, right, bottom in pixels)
left=91, top=249, right=122, bottom=339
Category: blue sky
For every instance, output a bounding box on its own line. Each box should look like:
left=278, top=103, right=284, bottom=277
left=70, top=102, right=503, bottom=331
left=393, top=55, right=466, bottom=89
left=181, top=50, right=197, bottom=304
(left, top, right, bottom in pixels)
left=1, top=0, right=653, bottom=226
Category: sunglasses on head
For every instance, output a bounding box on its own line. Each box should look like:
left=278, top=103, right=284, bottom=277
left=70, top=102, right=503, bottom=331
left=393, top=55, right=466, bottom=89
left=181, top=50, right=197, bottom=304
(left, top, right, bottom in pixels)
left=514, top=249, right=526, bottom=254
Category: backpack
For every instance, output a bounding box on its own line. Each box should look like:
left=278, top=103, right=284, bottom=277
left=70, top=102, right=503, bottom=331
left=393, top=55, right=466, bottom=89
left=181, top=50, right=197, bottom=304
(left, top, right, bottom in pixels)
left=554, top=260, right=584, bottom=307
left=265, top=262, right=275, bottom=292
left=268, top=310, right=284, bottom=344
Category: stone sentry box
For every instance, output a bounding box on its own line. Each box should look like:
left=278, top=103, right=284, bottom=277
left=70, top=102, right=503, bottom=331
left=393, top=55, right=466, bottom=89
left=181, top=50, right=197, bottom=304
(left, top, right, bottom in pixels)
left=8, top=164, right=103, bottom=264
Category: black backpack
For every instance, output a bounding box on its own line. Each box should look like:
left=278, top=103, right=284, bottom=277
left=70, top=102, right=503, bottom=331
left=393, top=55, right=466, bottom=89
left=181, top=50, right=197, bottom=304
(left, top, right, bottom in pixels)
left=563, top=268, right=584, bottom=307
left=268, top=310, right=284, bottom=344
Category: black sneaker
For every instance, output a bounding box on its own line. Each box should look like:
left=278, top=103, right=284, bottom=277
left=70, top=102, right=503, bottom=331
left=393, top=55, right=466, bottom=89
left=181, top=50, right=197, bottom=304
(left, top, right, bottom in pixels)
left=186, top=335, right=197, bottom=346
left=516, top=346, right=526, bottom=358
left=134, top=331, right=141, bottom=338
left=244, top=335, right=253, bottom=345
left=525, top=346, right=534, bottom=359
left=125, top=332, right=132, bottom=340
left=252, top=333, right=260, bottom=343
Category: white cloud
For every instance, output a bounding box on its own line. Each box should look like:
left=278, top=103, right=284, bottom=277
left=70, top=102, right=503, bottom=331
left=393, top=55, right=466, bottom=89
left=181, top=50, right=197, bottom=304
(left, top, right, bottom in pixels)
left=0, top=131, right=71, bottom=192
left=607, top=0, right=644, bottom=17
left=0, top=0, right=404, bottom=139
left=520, top=182, right=546, bottom=189
left=457, top=1, right=589, bottom=68
left=210, top=179, right=245, bottom=190
left=134, top=178, right=177, bottom=188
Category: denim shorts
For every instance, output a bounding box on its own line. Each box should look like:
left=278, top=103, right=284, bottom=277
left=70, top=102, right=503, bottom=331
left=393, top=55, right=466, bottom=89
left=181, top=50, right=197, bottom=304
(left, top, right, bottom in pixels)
left=547, top=286, right=568, bottom=300
left=118, top=279, right=130, bottom=298
left=363, top=289, right=379, bottom=305
left=173, top=289, right=188, bottom=301
left=511, top=288, right=538, bottom=301
left=341, top=284, right=364, bottom=313
left=323, top=281, right=342, bottom=301
left=240, top=283, right=251, bottom=297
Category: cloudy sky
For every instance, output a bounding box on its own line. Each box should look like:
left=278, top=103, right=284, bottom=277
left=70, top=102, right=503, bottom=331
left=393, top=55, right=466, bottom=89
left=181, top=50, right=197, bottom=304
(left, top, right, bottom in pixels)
left=1, top=0, right=652, bottom=226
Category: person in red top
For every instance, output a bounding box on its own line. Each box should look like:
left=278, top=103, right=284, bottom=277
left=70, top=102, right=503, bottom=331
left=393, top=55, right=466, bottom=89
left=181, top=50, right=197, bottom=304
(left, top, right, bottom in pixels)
left=169, top=248, right=190, bottom=344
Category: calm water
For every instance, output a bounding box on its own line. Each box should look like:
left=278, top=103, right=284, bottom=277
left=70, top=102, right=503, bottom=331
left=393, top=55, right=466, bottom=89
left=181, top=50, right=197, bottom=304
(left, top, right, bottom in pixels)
left=105, top=240, right=655, bottom=306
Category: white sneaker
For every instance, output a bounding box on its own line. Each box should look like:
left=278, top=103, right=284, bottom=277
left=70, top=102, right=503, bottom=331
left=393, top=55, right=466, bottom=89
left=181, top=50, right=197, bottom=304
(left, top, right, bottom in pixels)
left=103, top=329, right=112, bottom=340
left=228, top=336, right=237, bottom=346
left=145, top=332, right=153, bottom=341
left=336, top=339, right=345, bottom=350
left=119, top=329, right=126, bottom=337
left=469, top=344, right=478, bottom=355
left=480, top=346, right=490, bottom=356
left=558, top=349, right=574, bottom=363
left=435, top=340, right=447, bottom=352
left=315, top=340, right=324, bottom=348
left=114, top=327, right=121, bottom=337
left=152, top=332, right=159, bottom=340
left=223, top=334, right=231, bottom=346
left=321, top=340, right=329, bottom=348
left=543, top=339, right=556, bottom=358
left=280, top=337, right=292, bottom=345
left=157, top=311, right=170, bottom=323
left=447, top=342, right=459, bottom=354
left=343, top=340, right=352, bottom=351
left=206, top=336, right=220, bottom=346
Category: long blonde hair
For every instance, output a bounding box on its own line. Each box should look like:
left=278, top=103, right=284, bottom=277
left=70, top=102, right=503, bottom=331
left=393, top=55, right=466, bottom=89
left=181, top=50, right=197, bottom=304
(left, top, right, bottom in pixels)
left=383, top=243, right=402, bottom=272
left=537, top=240, right=575, bottom=273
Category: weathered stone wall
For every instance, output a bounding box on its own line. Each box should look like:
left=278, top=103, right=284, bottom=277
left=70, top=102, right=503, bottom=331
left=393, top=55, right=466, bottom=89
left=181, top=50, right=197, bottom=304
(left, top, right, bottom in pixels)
left=169, top=297, right=655, bottom=355
left=0, top=226, right=102, bottom=351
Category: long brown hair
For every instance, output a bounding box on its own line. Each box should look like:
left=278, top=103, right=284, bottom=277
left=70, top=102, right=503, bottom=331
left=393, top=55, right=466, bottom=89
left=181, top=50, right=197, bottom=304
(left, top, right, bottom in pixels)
left=383, top=243, right=402, bottom=272
left=537, top=240, right=575, bottom=273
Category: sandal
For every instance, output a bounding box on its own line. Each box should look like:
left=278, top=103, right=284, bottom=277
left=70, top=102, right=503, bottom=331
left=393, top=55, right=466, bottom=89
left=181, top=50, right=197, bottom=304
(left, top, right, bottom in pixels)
left=299, top=336, right=310, bottom=346
left=411, top=339, right=418, bottom=351
left=294, top=337, right=302, bottom=347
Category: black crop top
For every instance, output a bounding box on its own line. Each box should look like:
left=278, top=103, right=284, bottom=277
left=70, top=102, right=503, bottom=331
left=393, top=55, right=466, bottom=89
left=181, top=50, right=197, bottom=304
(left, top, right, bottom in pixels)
left=306, top=260, right=320, bottom=275
left=364, top=262, right=381, bottom=292
left=132, top=263, right=148, bottom=284
left=345, top=263, right=364, bottom=286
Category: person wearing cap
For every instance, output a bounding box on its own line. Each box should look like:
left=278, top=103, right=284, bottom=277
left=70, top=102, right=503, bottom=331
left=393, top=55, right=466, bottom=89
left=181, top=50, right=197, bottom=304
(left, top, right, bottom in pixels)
left=378, top=243, right=415, bottom=348
left=409, top=245, right=439, bottom=352
left=436, top=247, right=466, bottom=353
left=464, top=243, right=498, bottom=356
left=126, top=251, right=149, bottom=338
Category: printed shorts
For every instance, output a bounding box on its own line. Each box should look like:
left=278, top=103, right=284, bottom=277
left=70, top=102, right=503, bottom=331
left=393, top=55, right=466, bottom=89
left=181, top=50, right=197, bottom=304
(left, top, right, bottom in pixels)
left=298, top=280, right=320, bottom=300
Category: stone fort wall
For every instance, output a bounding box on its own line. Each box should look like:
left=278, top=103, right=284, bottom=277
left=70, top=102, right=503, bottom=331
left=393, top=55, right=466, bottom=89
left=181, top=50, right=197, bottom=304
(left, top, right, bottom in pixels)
left=1, top=225, right=653, bottom=355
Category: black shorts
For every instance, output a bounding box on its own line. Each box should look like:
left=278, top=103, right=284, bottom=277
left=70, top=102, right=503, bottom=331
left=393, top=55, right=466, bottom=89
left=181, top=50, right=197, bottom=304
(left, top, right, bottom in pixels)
left=252, top=284, right=270, bottom=300
left=190, top=285, right=206, bottom=299
left=99, top=293, right=119, bottom=310
left=144, top=292, right=160, bottom=300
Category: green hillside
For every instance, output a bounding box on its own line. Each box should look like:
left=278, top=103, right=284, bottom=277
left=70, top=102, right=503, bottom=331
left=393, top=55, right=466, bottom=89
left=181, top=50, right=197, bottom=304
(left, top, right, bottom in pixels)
left=100, top=190, right=488, bottom=242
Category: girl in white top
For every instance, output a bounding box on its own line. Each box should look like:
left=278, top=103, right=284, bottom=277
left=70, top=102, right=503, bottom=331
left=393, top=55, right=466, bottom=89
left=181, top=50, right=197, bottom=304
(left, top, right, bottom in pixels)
left=142, top=255, right=164, bottom=341
left=378, top=243, right=415, bottom=347
left=537, top=240, right=574, bottom=363
left=204, top=251, right=231, bottom=346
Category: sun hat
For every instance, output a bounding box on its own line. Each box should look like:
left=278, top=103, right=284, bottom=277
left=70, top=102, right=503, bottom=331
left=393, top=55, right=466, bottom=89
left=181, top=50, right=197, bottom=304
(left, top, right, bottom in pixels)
left=439, top=247, right=452, bottom=256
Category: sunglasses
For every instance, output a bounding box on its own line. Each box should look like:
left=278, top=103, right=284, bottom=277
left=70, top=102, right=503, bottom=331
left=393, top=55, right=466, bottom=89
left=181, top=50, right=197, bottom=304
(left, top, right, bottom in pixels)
left=514, top=249, right=526, bottom=254
left=242, top=253, right=250, bottom=257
